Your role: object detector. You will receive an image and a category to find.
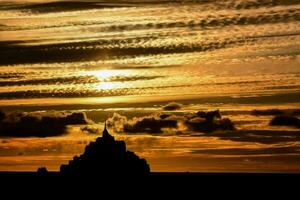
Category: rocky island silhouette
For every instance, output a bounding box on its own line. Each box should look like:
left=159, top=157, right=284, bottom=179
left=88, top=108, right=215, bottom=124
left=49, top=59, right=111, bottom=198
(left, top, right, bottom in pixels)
left=38, top=123, right=150, bottom=177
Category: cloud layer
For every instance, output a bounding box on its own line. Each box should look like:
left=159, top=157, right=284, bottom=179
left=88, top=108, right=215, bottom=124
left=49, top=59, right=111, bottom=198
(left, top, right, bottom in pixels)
left=107, top=110, right=235, bottom=134
left=0, top=110, right=92, bottom=137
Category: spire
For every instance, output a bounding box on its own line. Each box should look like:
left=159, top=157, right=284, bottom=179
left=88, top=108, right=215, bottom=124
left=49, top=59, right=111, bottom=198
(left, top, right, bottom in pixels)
left=102, top=121, right=114, bottom=141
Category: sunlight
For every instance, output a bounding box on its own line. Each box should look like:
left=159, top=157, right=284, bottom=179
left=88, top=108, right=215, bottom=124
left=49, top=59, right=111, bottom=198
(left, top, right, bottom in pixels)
left=81, top=69, right=132, bottom=91
left=89, top=70, right=130, bottom=81
left=93, top=70, right=117, bottom=81
left=96, top=82, right=115, bottom=90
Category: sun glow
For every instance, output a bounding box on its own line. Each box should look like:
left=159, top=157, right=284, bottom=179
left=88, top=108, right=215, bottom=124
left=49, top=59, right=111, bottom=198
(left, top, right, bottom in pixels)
left=96, top=82, right=115, bottom=90
left=80, top=69, right=132, bottom=91
left=88, top=70, right=130, bottom=81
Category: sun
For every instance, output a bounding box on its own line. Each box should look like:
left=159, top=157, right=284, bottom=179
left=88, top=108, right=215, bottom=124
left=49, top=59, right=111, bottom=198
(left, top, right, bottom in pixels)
left=90, top=69, right=131, bottom=81
left=92, top=70, right=119, bottom=81
left=81, top=69, right=131, bottom=90
left=96, top=82, right=115, bottom=90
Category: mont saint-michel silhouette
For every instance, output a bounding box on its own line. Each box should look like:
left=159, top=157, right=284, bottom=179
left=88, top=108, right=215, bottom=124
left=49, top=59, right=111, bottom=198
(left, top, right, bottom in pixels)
left=58, top=123, right=150, bottom=176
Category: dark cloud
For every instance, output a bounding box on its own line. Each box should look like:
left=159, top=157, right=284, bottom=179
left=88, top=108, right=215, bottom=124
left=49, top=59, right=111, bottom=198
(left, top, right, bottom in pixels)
left=162, top=102, right=183, bottom=111
left=0, top=72, right=24, bottom=79
left=11, top=2, right=129, bottom=13
left=8, top=5, right=300, bottom=32
left=270, top=115, right=300, bottom=128
left=215, top=129, right=300, bottom=144
left=185, top=110, right=235, bottom=133
left=252, top=109, right=286, bottom=116
left=252, top=109, right=300, bottom=116
left=107, top=113, right=178, bottom=134
left=0, top=110, right=92, bottom=137
left=251, top=109, right=300, bottom=128
left=107, top=110, right=235, bottom=134
left=61, top=6, right=299, bottom=32
left=0, top=39, right=238, bottom=65
left=186, top=117, right=235, bottom=133
left=0, top=75, right=162, bottom=87
left=2, top=27, right=299, bottom=66
left=124, top=116, right=178, bottom=133
left=0, top=89, right=130, bottom=99
left=0, top=76, right=98, bottom=87
left=8, top=0, right=300, bottom=14
left=1, top=0, right=300, bottom=66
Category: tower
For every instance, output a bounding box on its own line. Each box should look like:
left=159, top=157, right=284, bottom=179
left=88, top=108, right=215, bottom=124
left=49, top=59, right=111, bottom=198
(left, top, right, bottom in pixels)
left=102, top=121, right=114, bottom=141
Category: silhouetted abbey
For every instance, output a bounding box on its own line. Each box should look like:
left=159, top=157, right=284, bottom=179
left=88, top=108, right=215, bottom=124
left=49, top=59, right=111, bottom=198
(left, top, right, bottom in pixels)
left=60, top=124, right=150, bottom=176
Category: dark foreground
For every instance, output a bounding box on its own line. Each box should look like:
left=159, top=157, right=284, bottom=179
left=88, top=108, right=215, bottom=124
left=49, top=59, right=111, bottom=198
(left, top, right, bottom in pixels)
left=1, top=172, right=298, bottom=197
left=1, top=172, right=298, bottom=185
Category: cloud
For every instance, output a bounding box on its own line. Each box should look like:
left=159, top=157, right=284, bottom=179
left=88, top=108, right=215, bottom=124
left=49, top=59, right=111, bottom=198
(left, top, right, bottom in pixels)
left=270, top=115, right=300, bottom=128
left=216, top=129, right=300, bottom=144
left=107, top=113, right=178, bottom=134
left=0, top=110, right=93, bottom=137
left=0, top=75, right=162, bottom=87
left=252, top=109, right=300, bottom=116
left=0, top=72, right=24, bottom=79
left=16, top=2, right=127, bottom=13
left=186, top=117, right=235, bottom=133
left=162, top=102, right=182, bottom=111
left=107, top=110, right=235, bottom=134
left=251, top=109, right=300, bottom=128
left=81, top=125, right=102, bottom=134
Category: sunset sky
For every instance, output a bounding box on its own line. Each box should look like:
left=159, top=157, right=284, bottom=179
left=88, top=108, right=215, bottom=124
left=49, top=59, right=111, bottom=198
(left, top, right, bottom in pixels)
left=0, top=0, right=300, bottom=172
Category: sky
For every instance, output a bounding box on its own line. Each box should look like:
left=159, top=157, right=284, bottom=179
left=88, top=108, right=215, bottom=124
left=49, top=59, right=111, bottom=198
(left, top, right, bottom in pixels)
left=0, top=0, right=300, bottom=172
